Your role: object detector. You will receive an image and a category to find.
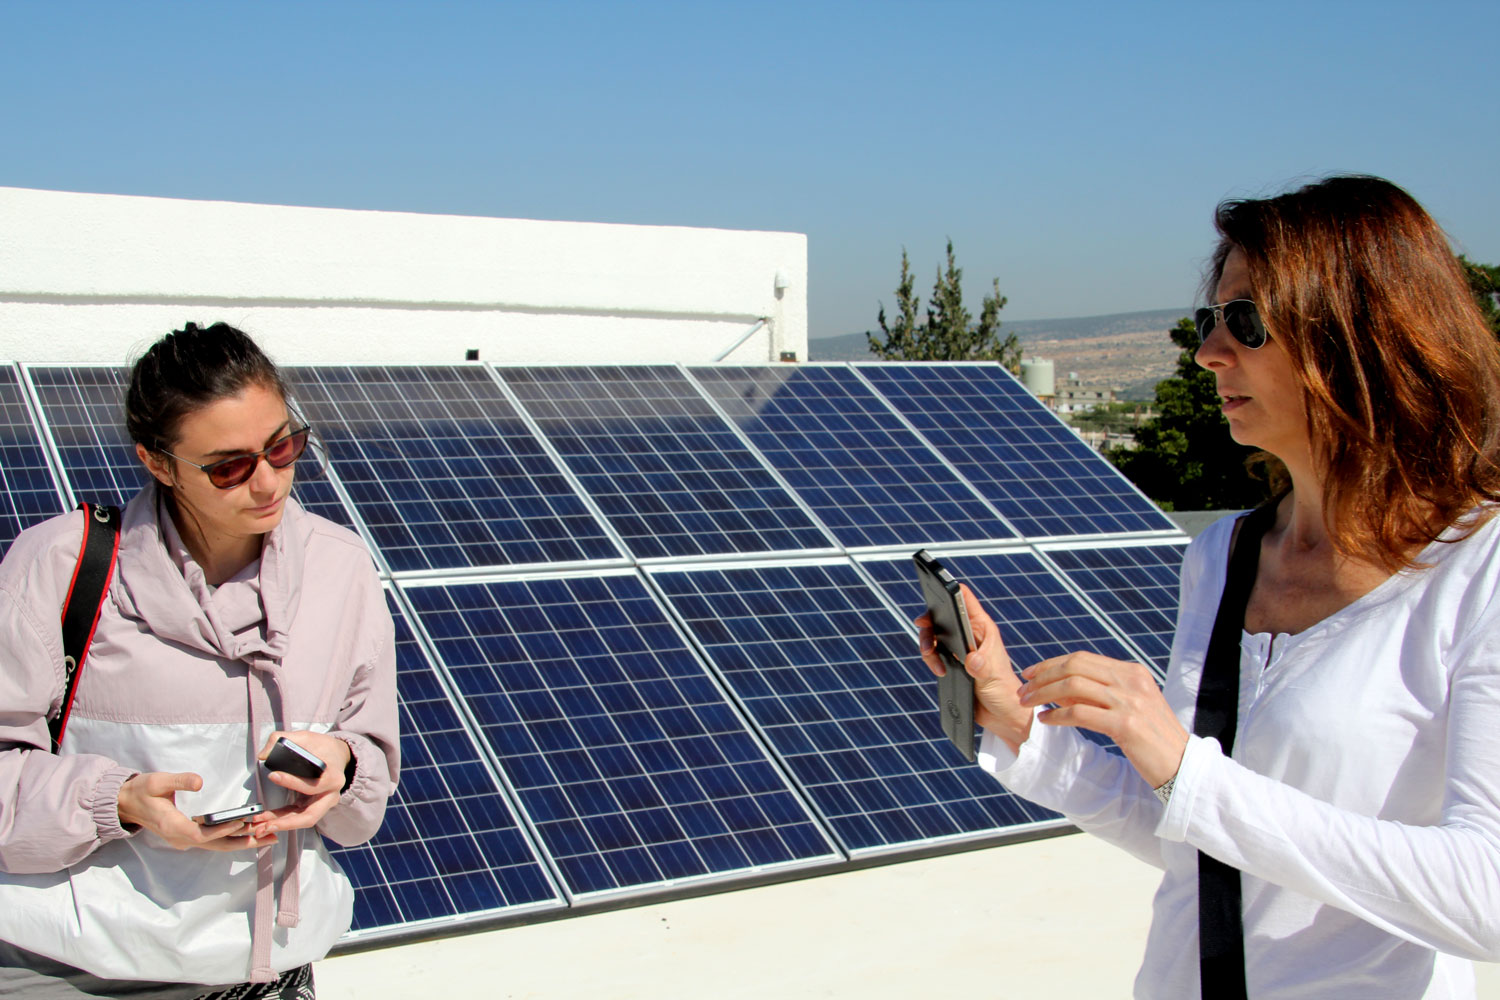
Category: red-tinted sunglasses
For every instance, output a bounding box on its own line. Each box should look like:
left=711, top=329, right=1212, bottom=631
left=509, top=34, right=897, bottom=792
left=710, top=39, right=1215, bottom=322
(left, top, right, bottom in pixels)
left=161, top=426, right=311, bottom=489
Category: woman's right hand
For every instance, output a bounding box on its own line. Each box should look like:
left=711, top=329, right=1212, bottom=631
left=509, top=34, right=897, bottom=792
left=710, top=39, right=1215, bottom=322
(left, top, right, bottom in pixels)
left=916, top=584, right=1033, bottom=754
left=116, top=772, right=276, bottom=852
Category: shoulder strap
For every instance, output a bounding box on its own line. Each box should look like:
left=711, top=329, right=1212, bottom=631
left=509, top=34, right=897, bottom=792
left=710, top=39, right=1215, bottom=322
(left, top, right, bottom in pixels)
left=1194, top=498, right=1281, bottom=746
left=1192, top=496, right=1281, bottom=1000
left=51, top=501, right=121, bottom=752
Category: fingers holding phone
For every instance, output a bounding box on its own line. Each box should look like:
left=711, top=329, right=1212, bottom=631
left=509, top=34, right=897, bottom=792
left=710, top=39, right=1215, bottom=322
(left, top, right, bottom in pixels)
left=117, top=771, right=275, bottom=851
left=253, top=732, right=351, bottom=835
left=956, top=585, right=1034, bottom=751
left=912, top=552, right=1033, bottom=756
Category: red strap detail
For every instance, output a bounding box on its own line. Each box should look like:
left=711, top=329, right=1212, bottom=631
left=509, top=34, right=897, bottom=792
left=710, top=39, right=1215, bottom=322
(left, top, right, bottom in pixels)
left=53, top=503, right=121, bottom=749
left=59, top=504, right=94, bottom=622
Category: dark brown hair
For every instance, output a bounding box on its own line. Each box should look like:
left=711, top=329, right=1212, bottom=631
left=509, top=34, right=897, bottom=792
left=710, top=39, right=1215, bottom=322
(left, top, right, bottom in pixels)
left=126, top=321, right=290, bottom=453
left=1210, top=175, right=1500, bottom=570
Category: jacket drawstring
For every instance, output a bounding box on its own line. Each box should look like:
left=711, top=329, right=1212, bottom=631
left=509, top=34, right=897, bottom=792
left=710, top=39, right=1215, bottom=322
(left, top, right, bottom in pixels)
left=246, top=653, right=301, bottom=983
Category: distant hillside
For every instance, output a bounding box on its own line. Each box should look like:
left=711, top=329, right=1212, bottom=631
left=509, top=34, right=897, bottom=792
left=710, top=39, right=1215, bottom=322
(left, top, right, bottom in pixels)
left=808, top=307, right=1193, bottom=400
left=808, top=308, right=1190, bottom=361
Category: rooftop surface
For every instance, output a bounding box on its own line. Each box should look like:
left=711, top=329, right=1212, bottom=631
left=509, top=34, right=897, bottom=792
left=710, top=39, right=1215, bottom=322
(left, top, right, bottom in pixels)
left=315, top=831, right=1500, bottom=998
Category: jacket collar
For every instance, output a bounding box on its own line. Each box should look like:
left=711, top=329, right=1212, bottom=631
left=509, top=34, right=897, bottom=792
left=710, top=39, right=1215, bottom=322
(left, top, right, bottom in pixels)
left=110, top=485, right=307, bottom=665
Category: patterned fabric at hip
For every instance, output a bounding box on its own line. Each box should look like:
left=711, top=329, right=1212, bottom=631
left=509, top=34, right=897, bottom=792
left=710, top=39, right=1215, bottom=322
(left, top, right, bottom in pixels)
left=192, top=964, right=314, bottom=1000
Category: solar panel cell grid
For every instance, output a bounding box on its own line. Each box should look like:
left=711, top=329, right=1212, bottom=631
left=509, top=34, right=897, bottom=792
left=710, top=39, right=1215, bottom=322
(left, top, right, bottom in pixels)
left=1043, top=543, right=1188, bottom=674
left=0, top=367, right=63, bottom=553
left=288, top=366, right=618, bottom=572
left=28, top=367, right=352, bottom=525
left=400, top=572, right=836, bottom=898
left=858, top=364, right=1177, bottom=537
left=329, top=592, right=560, bottom=935
left=688, top=365, right=1015, bottom=548
left=500, top=366, right=833, bottom=559
left=650, top=562, right=1061, bottom=854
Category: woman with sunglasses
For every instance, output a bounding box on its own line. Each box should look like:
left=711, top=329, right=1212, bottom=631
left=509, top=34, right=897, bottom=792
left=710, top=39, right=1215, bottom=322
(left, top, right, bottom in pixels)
left=921, top=175, right=1500, bottom=998
left=0, top=323, right=398, bottom=998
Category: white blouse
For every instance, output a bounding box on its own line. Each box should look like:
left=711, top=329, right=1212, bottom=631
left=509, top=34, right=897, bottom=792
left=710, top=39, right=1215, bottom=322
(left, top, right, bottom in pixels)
left=979, top=510, right=1500, bottom=999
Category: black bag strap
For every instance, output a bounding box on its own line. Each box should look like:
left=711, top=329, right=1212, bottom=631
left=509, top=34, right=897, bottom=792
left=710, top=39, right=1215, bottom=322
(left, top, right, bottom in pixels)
left=1193, top=496, right=1281, bottom=1000
left=51, top=501, right=121, bottom=752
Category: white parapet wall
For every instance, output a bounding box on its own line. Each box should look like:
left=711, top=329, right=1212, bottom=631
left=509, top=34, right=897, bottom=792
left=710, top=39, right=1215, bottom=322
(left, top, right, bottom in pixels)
left=0, top=187, right=807, bottom=366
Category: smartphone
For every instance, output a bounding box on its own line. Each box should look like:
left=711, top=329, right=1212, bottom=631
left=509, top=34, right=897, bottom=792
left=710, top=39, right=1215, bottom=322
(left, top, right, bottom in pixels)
left=194, top=803, right=266, bottom=826
left=913, top=549, right=977, bottom=762
left=263, top=736, right=327, bottom=781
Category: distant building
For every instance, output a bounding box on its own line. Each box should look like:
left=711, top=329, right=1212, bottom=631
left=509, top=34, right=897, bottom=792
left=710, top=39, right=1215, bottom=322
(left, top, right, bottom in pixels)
left=1052, top=371, right=1116, bottom=414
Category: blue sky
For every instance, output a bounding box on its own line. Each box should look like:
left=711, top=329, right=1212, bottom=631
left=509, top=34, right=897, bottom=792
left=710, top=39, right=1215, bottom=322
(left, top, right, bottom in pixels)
left=2, top=0, right=1496, bottom=335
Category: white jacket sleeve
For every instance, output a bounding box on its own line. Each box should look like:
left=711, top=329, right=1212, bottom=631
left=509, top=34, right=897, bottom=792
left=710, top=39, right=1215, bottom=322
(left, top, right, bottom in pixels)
left=318, top=587, right=398, bottom=848
left=1156, top=633, right=1500, bottom=961
left=978, top=722, right=1166, bottom=869
left=0, top=515, right=137, bottom=874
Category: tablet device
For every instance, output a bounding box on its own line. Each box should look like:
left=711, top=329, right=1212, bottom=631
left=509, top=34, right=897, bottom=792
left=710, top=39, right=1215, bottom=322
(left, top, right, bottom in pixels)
left=913, top=549, right=977, bottom=761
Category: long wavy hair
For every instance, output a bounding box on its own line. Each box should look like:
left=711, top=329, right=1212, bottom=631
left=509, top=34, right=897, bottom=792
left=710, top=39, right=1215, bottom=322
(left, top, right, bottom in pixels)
left=1210, top=175, right=1500, bottom=571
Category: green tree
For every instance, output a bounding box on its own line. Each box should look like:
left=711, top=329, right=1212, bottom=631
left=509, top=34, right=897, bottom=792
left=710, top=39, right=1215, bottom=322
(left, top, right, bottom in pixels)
left=867, top=240, right=1022, bottom=371
left=1105, top=318, right=1269, bottom=511
left=1460, top=255, right=1500, bottom=336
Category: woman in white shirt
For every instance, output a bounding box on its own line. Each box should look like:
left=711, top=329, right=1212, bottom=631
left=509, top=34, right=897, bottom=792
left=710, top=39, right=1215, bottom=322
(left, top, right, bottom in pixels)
left=920, top=175, right=1500, bottom=999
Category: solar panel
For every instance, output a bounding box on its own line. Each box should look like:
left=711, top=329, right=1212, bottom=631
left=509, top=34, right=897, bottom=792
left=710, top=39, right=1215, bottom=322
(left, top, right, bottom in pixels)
left=688, top=365, right=1015, bottom=549
left=858, top=549, right=1141, bottom=751
left=331, top=590, right=562, bottom=939
left=0, top=366, right=65, bottom=553
left=858, top=549, right=1140, bottom=669
left=26, top=366, right=353, bottom=526
left=399, top=570, right=838, bottom=898
left=287, top=366, right=620, bottom=573
left=1041, top=542, right=1189, bottom=675
left=499, top=366, right=835, bottom=560
left=648, top=560, right=1063, bottom=855
left=7, top=358, right=1191, bottom=939
left=857, top=364, right=1178, bottom=538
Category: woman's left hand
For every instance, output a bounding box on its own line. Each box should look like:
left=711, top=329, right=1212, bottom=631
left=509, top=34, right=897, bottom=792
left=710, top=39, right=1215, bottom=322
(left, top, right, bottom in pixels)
left=249, top=731, right=353, bottom=836
left=1017, top=652, right=1189, bottom=789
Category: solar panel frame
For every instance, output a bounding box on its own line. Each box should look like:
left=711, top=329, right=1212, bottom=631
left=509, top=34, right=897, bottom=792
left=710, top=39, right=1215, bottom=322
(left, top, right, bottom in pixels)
left=0, top=363, right=69, bottom=553
left=288, top=364, right=626, bottom=578
left=493, top=364, right=841, bottom=564
left=646, top=556, right=1070, bottom=858
left=852, top=362, right=1181, bottom=540
left=395, top=567, right=843, bottom=902
left=684, top=363, right=1018, bottom=552
left=331, top=586, right=565, bottom=944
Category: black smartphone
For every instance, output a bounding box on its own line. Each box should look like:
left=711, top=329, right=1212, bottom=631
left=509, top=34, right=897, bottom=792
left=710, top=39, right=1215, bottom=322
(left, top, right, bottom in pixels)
left=913, top=549, right=977, bottom=762
left=194, top=803, right=266, bottom=826
left=263, top=736, right=327, bottom=781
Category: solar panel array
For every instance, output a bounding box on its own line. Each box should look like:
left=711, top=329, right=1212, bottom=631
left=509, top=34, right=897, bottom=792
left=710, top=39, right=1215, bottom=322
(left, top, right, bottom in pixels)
left=0, top=359, right=1188, bottom=943
left=27, top=366, right=351, bottom=525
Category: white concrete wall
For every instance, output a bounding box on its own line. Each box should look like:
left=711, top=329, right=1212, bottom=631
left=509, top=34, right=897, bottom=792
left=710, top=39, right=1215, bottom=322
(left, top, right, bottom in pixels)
left=0, top=187, right=807, bottom=365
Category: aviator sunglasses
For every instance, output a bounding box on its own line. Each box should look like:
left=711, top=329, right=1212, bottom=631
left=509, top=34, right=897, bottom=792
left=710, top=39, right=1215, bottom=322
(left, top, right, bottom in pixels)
left=161, top=425, right=312, bottom=489
left=1194, top=299, right=1268, bottom=350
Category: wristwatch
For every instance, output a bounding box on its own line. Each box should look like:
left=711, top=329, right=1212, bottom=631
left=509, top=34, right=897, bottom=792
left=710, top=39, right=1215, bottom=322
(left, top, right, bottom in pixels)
left=1153, top=775, right=1176, bottom=806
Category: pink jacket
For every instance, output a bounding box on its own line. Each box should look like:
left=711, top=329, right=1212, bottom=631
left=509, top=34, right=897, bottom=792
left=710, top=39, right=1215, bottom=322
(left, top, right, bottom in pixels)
left=0, top=488, right=398, bottom=985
